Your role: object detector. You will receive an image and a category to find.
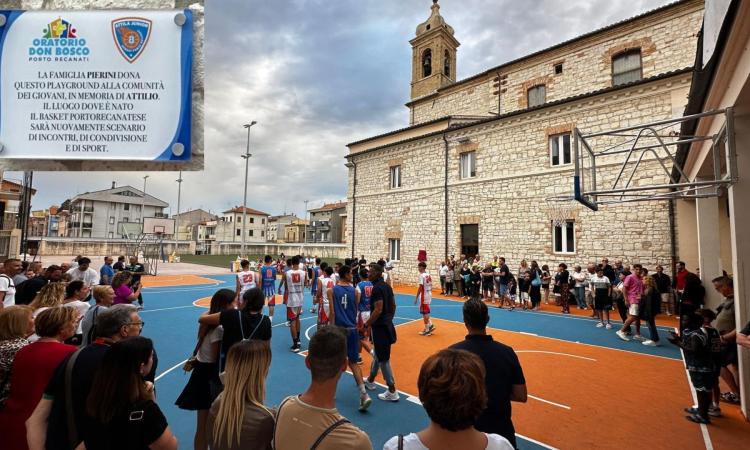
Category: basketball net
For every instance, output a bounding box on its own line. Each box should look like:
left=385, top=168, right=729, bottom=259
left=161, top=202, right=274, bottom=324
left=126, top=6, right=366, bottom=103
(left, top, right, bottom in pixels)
left=546, top=198, right=579, bottom=227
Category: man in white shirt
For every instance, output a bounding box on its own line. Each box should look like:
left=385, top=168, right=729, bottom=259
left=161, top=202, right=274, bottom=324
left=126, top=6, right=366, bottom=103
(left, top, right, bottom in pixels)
left=66, top=257, right=100, bottom=287
left=0, top=258, right=23, bottom=309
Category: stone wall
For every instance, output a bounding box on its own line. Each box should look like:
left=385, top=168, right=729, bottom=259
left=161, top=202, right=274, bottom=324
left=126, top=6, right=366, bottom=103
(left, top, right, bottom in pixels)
left=409, top=1, right=702, bottom=125
left=36, top=237, right=195, bottom=256
left=349, top=73, right=691, bottom=283
left=4, top=0, right=204, bottom=171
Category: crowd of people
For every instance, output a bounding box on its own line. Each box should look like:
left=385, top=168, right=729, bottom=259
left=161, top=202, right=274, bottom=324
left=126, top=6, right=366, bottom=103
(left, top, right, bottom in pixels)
left=0, top=251, right=747, bottom=449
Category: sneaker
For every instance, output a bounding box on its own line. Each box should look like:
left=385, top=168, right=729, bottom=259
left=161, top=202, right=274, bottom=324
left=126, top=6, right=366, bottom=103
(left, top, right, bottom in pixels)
left=596, top=322, right=604, bottom=328
left=605, top=323, right=613, bottom=329
left=616, top=330, right=631, bottom=341
left=686, top=413, right=710, bottom=425
left=378, top=390, right=400, bottom=402
left=426, top=324, right=436, bottom=335
left=359, top=394, right=372, bottom=412
left=291, top=344, right=301, bottom=353
left=364, top=380, right=377, bottom=391
left=721, top=392, right=740, bottom=404
left=642, top=340, right=659, bottom=347
left=419, top=329, right=429, bottom=336
left=708, top=405, right=722, bottom=417
left=684, top=407, right=700, bottom=415
left=633, top=334, right=646, bottom=341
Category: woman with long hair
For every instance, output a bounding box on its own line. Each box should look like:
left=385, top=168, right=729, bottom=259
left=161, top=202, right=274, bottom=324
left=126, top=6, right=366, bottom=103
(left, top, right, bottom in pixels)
left=0, top=305, right=34, bottom=410
left=528, top=261, right=543, bottom=311
left=640, top=275, right=661, bottom=346
left=85, top=336, right=177, bottom=449
left=112, top=271, right=142, bottom=305
left=557, top=263, right=571, bottom=314
left=29, top=282, right=66, bottom=314
left=176, top=289, right=236, bottom=450
left=0, top=307, right=77, bottom=449
left=208, top=340, right=273, bottom=450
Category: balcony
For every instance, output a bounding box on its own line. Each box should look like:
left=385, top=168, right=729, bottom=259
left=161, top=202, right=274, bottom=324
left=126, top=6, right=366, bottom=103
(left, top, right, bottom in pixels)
left=82, top=206, right=94, bottom=212
left=70, top=222, right=93, bottom=228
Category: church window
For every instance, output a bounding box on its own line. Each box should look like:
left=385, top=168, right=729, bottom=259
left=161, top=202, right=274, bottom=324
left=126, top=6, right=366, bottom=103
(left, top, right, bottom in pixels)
left=549, top=133, right=571, bottom=166
left=444, top=50, right=451, bottom=76
left=527, top=85, right=546, bottom=108
left=389, top=239, right=401, bottom=261
left=553, top=220, right=576, bottom=254
left=612, top=49, right=642, bottom=86
left=390, top=165, right=402, bottom=189
left=422, top=49, right=432, bottom=77
left=459, top=151, right=476, bottom=179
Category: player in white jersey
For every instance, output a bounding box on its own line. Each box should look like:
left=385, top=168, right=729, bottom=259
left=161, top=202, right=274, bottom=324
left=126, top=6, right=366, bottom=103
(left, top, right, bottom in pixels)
left=330, top=262, right=342, bottom=285
left=235, top=259, right=257, bottom=307
left=415, top=261, right=436, bottom=335
left=316, top=265, right=335, bottom=326
left=285, top=255, right=307, bottom=352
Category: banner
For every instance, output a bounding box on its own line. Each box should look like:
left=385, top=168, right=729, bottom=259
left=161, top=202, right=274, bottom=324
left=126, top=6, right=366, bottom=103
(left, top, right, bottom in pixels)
left=0, top=10, right=192, bottom=161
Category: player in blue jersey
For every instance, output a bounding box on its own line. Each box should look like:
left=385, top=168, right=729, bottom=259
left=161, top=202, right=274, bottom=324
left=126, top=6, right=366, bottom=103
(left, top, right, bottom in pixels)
left=309, top=257, right=322, bottom=314
left=260, top=255, right=278, bottom=318
left=355, top=267, right=375, bottom=364
left=329, top=264, right=372, bottom=412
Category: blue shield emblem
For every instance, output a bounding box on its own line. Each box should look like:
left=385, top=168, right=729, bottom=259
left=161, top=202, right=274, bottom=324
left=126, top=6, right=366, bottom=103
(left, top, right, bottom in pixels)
left=111, top=18, right=152, bottom=63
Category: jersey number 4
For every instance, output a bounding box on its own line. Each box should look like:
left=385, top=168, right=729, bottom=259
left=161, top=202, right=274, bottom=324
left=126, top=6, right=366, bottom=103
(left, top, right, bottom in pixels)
left=340, top=294, right=348, bottom=308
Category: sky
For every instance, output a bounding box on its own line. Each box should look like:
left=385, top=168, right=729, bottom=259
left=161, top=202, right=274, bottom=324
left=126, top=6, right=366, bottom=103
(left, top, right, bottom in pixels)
left=8, top=0, right=675, bottom=219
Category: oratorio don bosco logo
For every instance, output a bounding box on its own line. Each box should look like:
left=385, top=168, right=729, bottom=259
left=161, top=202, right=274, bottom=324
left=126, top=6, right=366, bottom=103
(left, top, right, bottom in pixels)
left=28, top=17, right=91, bottom=62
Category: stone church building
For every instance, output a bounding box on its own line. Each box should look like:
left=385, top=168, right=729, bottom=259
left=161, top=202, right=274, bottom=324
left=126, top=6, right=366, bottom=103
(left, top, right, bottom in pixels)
left=345, top=0, right=704, bottom=281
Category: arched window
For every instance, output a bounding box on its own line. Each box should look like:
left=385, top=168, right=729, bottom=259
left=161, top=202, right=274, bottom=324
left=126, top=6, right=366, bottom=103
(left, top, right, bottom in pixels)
left=443, top=50, right=451, bottom=76
left=527, top=85, right=546, bottom=107
left=422, top=49, right=432, bottom=77
left=612, top=49, right=642, bottom=86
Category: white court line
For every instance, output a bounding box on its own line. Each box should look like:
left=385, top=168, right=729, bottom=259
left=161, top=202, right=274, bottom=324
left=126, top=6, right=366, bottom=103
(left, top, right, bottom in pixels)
left=273, top=316, right=316, bottom=328
left=515, top=350, right=597, bottom=362
left=139, top=305, right=196, bottom=313
left=527, top=395, right=571, bottom=410
left=303, top=316, right=418, bottom=341
left=426, top=316, right=680, bottom=361
left=519, top=331, right=538, bottom=336
left=154, top=359, right=188, bottom=382
left=515, top=433, right=559, bottom=450
left=676, top=327, right=714, bottom=450
left=142, top=284, right=223, bottom=294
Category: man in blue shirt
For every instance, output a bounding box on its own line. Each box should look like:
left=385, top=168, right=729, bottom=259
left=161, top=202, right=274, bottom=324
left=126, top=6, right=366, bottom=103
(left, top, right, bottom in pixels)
left=329, top=265, right=372, bottom=412
left=99, top=256, right=114, bottom=285
left=363, top=263, right=399, bottom=402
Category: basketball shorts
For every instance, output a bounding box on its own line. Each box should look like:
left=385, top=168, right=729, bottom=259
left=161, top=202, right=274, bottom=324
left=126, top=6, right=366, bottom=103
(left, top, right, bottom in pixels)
left=340, top=327, right=359, bottom=363
left=263, top=285, right=276, bottom=299
left=287, top=306, right=301, bottom=322
left=628, top=303, right=640, bottom=317
left=311, top=282, right=318, bottom=296
left=317, top=300, right=329, bottom=326
left=419, top=300, right=431, bottom=315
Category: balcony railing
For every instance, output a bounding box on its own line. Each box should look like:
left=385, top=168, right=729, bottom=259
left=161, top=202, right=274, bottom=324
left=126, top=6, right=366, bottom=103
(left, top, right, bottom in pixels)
left=154, top=212, right=168, bottom=218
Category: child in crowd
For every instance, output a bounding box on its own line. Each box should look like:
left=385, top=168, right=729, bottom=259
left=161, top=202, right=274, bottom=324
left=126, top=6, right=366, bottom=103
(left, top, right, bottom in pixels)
left=520, top=272, right=531, bottom=310
left=669, top=309, right=722, bottom=424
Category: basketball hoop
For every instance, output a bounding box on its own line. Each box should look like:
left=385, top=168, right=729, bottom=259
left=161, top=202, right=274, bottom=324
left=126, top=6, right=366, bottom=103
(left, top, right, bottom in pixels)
left=546, top=198, right=579, bottom=227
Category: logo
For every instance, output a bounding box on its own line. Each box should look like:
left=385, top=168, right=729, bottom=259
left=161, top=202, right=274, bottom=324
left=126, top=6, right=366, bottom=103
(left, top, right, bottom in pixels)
left=111, top=18, right=152, bottom=63
left=29, top=17, right=90, bottom=61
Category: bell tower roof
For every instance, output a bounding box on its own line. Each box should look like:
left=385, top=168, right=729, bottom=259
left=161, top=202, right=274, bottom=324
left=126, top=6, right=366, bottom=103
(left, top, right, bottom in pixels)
left=415, top=0, right=454, bottom=38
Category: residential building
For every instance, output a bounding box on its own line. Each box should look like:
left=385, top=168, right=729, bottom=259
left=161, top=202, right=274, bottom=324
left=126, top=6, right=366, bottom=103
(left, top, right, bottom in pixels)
left=307, top=201, right=347, bottom=243
left=284, top=218, right=309, bottom=243
left=218, top=206, right=270, bottom=243
left=267, top=214, right=302, bottom=242
left=172, top=208, right=217, bottom=241
left=346, top=0, right=703, bottom=281
left=68, top=184, right=169, bottom=238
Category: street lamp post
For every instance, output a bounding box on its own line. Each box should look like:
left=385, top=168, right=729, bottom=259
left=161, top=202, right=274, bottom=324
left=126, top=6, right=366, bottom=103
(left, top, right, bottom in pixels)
left=141, top=175, right=149, bottom=227
left=241, top=121, right=257, bottom=258
left=303, top=200, right=309, bottom=243
left=175, top=171, right=183, bottom=243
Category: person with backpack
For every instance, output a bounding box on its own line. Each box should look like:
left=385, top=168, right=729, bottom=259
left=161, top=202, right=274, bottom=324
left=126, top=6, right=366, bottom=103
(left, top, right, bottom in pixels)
left=274, top=326, right=372, bottom=450
left=13, top=265, right=63, bottom=306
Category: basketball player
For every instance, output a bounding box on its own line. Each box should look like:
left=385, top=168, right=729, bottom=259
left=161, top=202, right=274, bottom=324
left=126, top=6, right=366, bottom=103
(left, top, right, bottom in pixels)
left=279, top=258, right=293, bottom=327
left=309, top=257, right=321, bottom=313
left=260, top=255, right=278, bottom=318
left=355, top=267, right=375, bottom=362
left=317, top=265, right=335, bottom=326
left=329, top=264, right=372, bottom=411
left=235, top=259, right=258, bottom=307
left=285, top=256, right=306, bottom=352
left=415, top=261, right=436, bottom=335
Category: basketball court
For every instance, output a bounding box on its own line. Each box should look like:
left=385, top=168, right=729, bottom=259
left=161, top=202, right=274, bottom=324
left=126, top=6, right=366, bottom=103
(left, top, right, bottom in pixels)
left=137, top=271, right=749, bottom=450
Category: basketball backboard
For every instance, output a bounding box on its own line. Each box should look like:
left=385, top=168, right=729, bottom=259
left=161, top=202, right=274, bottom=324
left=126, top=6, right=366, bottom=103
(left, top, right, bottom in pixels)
left=118, top=222, right=143, bottom=238
left=143, top=217, right=175, bottom=236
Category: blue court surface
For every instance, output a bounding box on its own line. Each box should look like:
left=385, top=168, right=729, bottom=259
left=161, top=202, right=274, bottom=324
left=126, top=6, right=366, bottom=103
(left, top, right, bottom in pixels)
left=142, top=274, right=681, bottom=449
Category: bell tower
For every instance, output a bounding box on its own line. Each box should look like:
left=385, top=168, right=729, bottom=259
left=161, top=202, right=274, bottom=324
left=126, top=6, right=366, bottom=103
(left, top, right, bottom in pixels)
left=410, top=0, right=460, bottom=100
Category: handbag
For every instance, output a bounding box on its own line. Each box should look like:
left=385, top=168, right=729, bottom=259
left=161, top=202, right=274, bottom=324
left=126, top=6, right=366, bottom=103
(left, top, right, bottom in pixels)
left=183, top=328, right=208, bottom=372
left=531, top=271, right=542, bottom=287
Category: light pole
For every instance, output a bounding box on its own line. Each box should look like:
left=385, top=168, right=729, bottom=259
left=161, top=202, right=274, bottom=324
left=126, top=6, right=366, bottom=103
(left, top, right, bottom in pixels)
left=241, top=121, right=257, bottom=257
left=141, top=175, right=149, bottom=226
left=303, top=200, right=309, bottom=243
left=175, top=170, right=183, bottom=243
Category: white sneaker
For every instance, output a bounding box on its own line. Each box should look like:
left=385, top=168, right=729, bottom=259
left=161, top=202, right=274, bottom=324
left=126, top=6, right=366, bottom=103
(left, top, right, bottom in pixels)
left=633, top=334, right=646, bottom=341
left=616, top=330, right=631, bottom=341
left=596, top=322, right=604, bottom=328
left=378, top=390, right=400, bottom=402
left=358, top=394, right=372, bottom=412
left=605, top=323, right=612, bottom=329
left=642, top=340, right=659, bottom=347
left=364, top=380, right=378, bottom=391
